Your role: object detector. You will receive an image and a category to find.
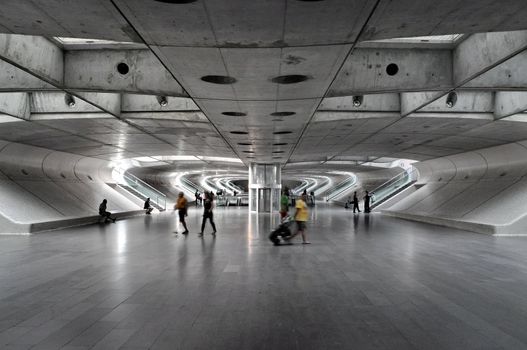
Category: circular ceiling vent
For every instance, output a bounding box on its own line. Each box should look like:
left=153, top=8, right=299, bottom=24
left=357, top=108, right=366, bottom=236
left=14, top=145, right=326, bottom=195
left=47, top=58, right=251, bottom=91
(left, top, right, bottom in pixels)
left=222, top=112, right=246, bottom=117
left=116, top=62, right=129, bottom=75
left=201, top=75, right=236, bottom=84
left=271, top=74, right=310, bottom=84
left=386, top=63, right=399, bottom=76
left=270, top=111, right=296, bottom=117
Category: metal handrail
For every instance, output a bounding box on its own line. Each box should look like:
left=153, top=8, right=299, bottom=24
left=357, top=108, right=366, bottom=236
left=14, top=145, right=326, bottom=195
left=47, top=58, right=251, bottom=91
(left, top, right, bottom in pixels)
left=325, top=175, right=357, bottom=201
left=370, top=167, right=419, bottom=206
left=121, top=172, right=167, bottom=210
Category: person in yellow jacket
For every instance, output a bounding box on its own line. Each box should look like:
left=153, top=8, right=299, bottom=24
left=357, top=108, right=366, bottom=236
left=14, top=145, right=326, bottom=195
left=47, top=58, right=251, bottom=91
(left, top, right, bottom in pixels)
left=174, top=192, right=189, bottom=234
left=285, top=193, right=311, bottom=244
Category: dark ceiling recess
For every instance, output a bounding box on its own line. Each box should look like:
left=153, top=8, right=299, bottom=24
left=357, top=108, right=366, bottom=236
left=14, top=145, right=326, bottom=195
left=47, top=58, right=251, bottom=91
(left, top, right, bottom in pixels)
left=117, top=62, right=129, bottom=75
left=154, top=0, right=197, bottom=3
left=230, top=131, right=249, bottom=135
left=246, top=156, right=255, bottom=159
left=237, top=142, right=252, bottom=145
left=272, top=151, right=284, bottom=154
left=272, top=119, right=283, bottom=122
left=386, top=63, right=399, bottom=76
left=271, top=74, right=310, bottom=84
left=242, top=150, right=255, bottom=153
left=273, top=131, right=293, bottom=135
left=222, top=112, right=246, bottom=116
left=273, top=142, right=288, bottom=146
left=201, top=75, right=236, bottom=84
left=270, top=111, right=296, bottom=117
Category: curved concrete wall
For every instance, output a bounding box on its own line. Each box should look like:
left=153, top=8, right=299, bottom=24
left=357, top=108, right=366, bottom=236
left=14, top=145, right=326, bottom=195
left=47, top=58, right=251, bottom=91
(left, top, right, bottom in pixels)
left=384, top=141, right=527, bottom=235
left=0, top=141, right=140, bottom=233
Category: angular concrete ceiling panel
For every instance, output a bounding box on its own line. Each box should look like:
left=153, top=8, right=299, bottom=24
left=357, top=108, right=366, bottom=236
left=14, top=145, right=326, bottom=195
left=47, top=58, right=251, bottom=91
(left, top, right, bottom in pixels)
left=362, top=0, right=527, bottom=41
left=0, top=0, right=137, bottom=42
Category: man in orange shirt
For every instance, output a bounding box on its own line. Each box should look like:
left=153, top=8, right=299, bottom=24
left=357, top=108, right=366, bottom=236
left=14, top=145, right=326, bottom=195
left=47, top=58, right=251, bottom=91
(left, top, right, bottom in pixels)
left=174, top=192, right=189, bottom=234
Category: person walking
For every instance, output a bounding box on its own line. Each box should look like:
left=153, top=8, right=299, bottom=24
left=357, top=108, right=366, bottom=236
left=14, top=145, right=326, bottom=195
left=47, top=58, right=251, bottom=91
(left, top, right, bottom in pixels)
left=99, top=199, right=116, bottom=223
left=174, top=192, right=189, bottom=234
left=352, top=191, right=361, bottom=213
left=285, top=193, right=310, bottom=244
left=199, top=191, right=217, bottom=237
left=364, top=191, right=371, bottom=213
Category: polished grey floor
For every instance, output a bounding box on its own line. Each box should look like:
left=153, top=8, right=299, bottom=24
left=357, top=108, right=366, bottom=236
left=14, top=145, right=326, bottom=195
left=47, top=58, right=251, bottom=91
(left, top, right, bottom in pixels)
left=2, top=205, right=527, bottom=349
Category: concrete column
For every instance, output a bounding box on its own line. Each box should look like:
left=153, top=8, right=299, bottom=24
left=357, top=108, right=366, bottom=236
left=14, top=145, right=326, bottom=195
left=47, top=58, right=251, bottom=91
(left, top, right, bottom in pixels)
left=248, top=163, right=281, bottom=213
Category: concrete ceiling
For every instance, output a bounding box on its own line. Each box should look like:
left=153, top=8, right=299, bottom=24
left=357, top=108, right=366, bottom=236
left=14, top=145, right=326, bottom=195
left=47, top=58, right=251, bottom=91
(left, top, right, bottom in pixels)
left=0, top=1, right=527, bottom=169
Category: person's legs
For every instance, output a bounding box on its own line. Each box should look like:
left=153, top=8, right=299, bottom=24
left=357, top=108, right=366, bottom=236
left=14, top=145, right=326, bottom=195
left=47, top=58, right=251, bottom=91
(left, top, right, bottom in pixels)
left=209, top=212, right=217, bottom=234
left=200, top=215, right=207, bottom=236
left=105, top=211, right=116, bottom=223
left=298, top=221, right=310, bottom=244
left=179, top=211, right=188, bottom=233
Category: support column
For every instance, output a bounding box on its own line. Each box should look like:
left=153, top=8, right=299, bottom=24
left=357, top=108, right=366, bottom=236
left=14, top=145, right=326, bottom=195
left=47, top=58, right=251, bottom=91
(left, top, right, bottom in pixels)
left=249, top=163, right=281, bottom=213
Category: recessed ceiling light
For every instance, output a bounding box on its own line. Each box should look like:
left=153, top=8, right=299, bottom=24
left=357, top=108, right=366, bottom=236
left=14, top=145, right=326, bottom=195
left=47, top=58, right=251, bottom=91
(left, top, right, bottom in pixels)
left=230, top=131, right=248, bottom=135
left=201, top=75, right=236, bottom=84
left=270, top=111, right=296, bottom=117
left=222, top=112, right=246, bottom=117
left=273, top=131, right=293, bottom=135
left=271, top=74, right=310, bottom=84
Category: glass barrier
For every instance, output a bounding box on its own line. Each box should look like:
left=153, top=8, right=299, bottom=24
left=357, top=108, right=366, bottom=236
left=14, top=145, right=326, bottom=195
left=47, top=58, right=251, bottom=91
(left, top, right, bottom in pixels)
left=121, top=172, right=167, bottom=211
left=370, top=167, right=418, bottom=207
left=325, top=175, right=357, bottom=201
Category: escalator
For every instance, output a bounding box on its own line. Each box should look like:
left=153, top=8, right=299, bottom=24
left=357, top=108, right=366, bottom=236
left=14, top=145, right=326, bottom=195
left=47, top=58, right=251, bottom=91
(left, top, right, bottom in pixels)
left=116, top=171, right=167, bottom=211
left=370, top=167, right=419, bottom=210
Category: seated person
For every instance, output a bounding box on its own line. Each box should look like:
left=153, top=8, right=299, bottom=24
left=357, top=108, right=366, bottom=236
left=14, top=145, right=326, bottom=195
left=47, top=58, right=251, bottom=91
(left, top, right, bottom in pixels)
left=144, top=198, right=154, bottom=214
left=99, top=199, right=116, bottom=223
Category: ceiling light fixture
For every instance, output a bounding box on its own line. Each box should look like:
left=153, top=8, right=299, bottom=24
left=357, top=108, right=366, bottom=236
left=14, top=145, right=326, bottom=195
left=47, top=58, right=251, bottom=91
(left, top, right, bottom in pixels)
left=446, top=91, right=457, bottom=108
left=157, top=95, right=168, bottom=107
left=352, top=95, right=363, bottom=107
left=64, top=93, right=76, bottom=107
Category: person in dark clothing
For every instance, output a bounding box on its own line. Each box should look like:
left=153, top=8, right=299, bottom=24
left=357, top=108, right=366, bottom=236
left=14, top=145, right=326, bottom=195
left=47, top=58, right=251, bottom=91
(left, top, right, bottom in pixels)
left=364, top=191, right=371, bottom=213
left=199, top=192, right=217, bottom=237
left=99, top=199, right=116, bottom=223
left=353, top=191, right=361, bottom=213
left=195, top=190, right=200, bottom=207
left=175, top=192, right=189, bottom=234
left=144, top=198, right=153, bottom=214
